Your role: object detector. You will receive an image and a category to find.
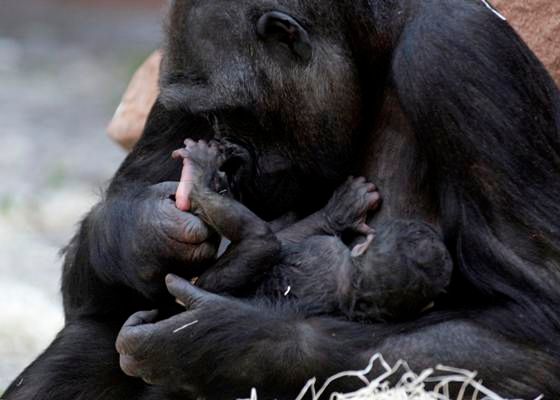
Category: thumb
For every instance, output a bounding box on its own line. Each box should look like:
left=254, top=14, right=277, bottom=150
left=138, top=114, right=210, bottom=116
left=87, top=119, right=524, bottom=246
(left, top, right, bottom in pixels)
left=116, top=310, right=159, bottom=356
left=165, top=274, right=211, bottom=308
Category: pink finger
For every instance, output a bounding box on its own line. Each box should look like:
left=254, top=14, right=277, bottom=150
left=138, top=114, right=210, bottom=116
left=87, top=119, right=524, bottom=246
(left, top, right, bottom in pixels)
left=176, top=159, right=193, bottom=211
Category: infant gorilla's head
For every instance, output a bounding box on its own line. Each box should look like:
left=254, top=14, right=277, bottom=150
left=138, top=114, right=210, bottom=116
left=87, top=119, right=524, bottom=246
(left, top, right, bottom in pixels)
left=347, top=220, right=452, bottom=322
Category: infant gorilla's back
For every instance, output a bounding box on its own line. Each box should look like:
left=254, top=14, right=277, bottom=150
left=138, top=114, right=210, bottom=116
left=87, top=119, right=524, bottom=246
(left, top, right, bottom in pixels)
left=173, top=139, right=452, bottom=322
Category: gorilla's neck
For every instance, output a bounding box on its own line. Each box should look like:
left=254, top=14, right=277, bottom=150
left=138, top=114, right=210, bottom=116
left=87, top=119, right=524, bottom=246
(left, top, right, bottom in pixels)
left=360, top=92, right=438, bottom=227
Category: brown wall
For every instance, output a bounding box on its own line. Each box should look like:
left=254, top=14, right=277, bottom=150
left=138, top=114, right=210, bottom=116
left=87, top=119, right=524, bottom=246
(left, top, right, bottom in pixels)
left=493, top=0, right=560, bottom=85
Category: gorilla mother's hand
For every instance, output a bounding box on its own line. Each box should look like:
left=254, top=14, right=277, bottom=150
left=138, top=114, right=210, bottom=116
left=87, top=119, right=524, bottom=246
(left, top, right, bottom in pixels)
left=116, top=274, right=287, bottom=397
left=116, top=275, right=376, bottom=399
left=89, top=183, right=218, bottom=301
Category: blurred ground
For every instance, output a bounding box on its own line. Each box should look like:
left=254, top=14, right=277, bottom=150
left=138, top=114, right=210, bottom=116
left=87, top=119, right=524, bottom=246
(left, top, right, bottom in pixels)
left=0, top=0, right=164, bottom=389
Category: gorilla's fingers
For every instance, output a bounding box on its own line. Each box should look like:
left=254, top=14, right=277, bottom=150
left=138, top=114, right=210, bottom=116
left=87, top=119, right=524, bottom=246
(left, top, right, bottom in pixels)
left=158, top=199, right=213, bottom=244
left=116, top=310, right=158, bottom=356
left=123, top=310, right=159, bottom=328
left=120, top=355, right=142, bottom=378
left=166, top=274, right=214, bottom=308
left=172, top=148, right=189, bottom=161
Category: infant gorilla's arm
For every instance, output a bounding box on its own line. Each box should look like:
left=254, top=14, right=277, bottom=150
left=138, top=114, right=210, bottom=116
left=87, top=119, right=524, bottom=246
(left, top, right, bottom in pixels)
left=173, top=140, right=382, bottom=297
left=172, top=139, right=281, bottom=296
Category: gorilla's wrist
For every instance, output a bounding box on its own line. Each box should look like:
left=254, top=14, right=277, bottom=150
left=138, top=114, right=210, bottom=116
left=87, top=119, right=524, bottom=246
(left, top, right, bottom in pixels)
left=85, top=195, right=166, bottom=301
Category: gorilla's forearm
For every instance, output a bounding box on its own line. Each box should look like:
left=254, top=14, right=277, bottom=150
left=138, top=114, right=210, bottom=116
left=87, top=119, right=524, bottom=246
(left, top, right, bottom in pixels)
left=61, top=196, right=166, bottom=319
left=116, top=279, right=379, bottom=399
left=61, top=105, right=218, bottom=318
left=211, top=322, right=371, bottom=399
left=204, top=312, right=558, bottom=399
left=242, top=317, right=376, bottom=398
left=118, top=290, right=557, bottom=400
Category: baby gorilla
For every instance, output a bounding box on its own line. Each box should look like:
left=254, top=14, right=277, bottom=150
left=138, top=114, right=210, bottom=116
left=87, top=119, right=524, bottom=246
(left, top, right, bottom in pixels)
left=172, top=139, right=452, bottom=321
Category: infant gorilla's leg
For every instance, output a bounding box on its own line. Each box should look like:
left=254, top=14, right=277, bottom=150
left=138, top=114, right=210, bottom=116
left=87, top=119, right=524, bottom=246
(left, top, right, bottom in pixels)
left=173, top=140, right=280, bottom=296
left=350, top=220, right=453, bottom=321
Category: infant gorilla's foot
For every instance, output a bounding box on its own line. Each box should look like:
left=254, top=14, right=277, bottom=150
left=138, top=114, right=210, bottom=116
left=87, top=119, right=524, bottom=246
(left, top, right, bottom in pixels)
left=173, top=139, right=228, bottom=211
left=324, top=177, right=380, bottom=236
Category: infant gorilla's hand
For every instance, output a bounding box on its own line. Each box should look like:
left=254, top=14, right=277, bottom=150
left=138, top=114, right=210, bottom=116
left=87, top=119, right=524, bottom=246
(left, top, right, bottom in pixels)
left=323, top=177, right=380, bottom=235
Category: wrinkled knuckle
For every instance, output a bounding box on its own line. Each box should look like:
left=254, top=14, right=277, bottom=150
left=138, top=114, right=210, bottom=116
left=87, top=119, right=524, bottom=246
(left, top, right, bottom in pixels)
left=191, top=242, right=218, bottom=262
left=116, top=332, right=138, bottom=356
left=124, top=329, right=156, bottom=357
left=156, top=199, right=175, bottom=220
left=120, top=355, right=142, bottom=377
left=182, top=217, right=210, bottom=243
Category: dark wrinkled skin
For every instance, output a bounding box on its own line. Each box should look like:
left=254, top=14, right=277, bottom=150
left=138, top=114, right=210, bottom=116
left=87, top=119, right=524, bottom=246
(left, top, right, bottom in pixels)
left=5, top=0, right=560, bottom=399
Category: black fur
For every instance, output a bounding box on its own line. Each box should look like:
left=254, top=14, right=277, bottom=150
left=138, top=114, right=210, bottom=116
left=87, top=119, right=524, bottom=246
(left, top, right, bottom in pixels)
left=168, top=140, right=452, bottom=321
left=4, top=0, right=560, bottom=399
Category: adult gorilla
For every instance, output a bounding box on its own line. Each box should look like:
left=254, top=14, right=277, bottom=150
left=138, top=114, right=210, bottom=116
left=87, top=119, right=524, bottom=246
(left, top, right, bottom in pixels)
left=5, top=0, right=560, bottom=399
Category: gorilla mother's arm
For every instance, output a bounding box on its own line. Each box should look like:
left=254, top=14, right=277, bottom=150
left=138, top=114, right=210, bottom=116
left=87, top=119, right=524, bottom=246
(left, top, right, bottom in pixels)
left=117, top=275, right=558, bottom=400
left=62, top=103, right=218, bottom=319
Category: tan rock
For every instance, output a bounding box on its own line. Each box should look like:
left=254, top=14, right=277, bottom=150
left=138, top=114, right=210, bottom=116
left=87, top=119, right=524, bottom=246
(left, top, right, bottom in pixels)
left=493, top=0, right=560, bottom=86
left=107, top=50, right=161, bottom=150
